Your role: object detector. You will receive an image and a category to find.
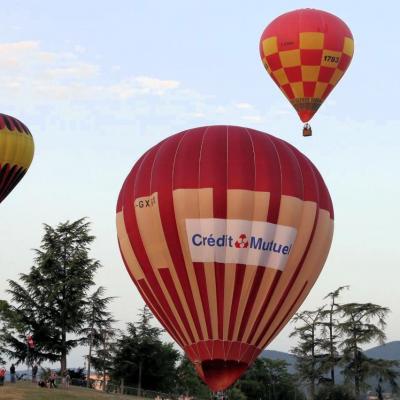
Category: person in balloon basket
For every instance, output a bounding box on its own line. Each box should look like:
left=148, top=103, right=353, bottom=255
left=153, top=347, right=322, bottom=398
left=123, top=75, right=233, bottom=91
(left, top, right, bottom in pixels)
left=10, top=363, right=16, bottom=383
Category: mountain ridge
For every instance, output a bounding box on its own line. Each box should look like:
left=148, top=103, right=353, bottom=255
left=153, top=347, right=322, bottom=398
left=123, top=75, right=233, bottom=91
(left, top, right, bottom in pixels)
left=261, top=340, right=400, bottom=376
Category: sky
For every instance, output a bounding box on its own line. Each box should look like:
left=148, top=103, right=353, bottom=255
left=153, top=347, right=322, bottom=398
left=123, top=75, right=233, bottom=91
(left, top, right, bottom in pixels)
left=0, top=0, right=399, bottom=369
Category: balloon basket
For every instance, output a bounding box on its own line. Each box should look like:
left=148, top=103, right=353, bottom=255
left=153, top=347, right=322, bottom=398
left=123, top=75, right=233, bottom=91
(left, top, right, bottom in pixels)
left=303, top=124, right=312, bottom=137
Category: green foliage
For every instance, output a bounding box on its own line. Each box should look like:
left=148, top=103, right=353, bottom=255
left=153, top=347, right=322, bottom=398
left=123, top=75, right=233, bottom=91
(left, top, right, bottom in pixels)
left=319, top=286, right=349, bottom=384
left=0, top=218, right=100, bottom=371
left=80, top=286, right=116, bottom=384
left=227, top=386, right=247, bottom=400
left=0, top=300, right=11, bottom=365
left=67, top=367, right=86, bottom=380
left=290, top=288, right=399, bottom=398
left=338, top=302, right=392, bottom=395
left=111, top=306, right=180, bottom=393
left=315, top=385, right=355, bottom=400
left=81, top=287, right=115, bottom=349
left=369, top=359, right=399, bottom=393
left=238, top=358, right=305, bottom=400
left=290, top=308, right=326, bottom=398
left=175, top=356, right=209, bottom=397
left=90, top=333, right=117, bottom=381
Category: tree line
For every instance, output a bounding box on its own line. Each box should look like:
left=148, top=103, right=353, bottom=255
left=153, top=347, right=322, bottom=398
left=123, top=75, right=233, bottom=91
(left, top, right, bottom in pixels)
left=290, top=286, right=399, bottom=399
left=0, top=218, right=398, bottom=400
left=0, top=218, right=206, bottom=395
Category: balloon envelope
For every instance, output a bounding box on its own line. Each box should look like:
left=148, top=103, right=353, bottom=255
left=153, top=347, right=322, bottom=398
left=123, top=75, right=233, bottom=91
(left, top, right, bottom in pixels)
left=116, top=126, right=334, bottom=391
left=0, top=114, right=34, bottom=204
left=260, top=9, right=354, bottom=123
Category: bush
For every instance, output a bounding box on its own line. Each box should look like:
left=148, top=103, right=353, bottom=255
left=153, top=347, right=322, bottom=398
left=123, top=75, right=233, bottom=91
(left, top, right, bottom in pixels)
left=227, top=387, right=247, bottom=400
left=315, top=385, right=355, bottom=400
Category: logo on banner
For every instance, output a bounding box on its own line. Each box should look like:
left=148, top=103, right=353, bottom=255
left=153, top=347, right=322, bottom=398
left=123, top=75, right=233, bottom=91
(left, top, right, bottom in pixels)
left=235, top=234, right=249, bottom=249
left=186, top=218, right=297, bottom=270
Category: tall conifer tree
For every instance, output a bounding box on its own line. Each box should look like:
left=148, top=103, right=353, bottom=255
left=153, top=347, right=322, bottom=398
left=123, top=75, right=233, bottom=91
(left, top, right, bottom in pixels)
left=0, top=218, right=100, bottom=373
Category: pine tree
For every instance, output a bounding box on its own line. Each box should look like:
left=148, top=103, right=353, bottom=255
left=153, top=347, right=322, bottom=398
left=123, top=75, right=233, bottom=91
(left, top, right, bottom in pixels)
left=0, top=300, right=10, bottom=365
left=290, top=308, right=325, bottom=399
left=0, top=218, right=100, bottom=374
left=111, top=305, right=179, bottom=394
left=319, top=286, right=349, bottom=384
left=175, top=356, right=209, bottom=398
left=337, top=302, right=391, bottom=397
left=91, top=326, right=117, bottom=390
left=80, top=286, right=115, bottom=387
left=238, top=358, right=305, bottom=400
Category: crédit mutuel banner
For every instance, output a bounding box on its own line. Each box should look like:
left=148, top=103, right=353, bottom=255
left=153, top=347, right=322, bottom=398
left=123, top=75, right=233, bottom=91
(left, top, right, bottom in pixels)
left=186, top=218, right=297, bottom=270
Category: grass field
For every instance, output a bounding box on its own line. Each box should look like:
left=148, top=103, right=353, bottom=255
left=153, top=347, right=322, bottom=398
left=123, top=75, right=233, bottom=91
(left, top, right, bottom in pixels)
left=0, top=381, right=141, bottom=400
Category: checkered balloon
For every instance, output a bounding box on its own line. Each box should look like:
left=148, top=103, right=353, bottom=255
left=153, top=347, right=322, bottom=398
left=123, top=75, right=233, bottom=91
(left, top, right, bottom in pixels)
left=260, top=9, right=354, bottom=124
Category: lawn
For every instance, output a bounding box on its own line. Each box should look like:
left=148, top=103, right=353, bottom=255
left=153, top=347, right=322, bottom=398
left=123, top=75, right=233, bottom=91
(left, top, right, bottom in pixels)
left=0, top=381, right=141, bottom=400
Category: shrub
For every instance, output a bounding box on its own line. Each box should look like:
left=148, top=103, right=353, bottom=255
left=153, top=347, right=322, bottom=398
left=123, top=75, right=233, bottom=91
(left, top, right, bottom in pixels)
left=315, top=385, right=355, bottom=400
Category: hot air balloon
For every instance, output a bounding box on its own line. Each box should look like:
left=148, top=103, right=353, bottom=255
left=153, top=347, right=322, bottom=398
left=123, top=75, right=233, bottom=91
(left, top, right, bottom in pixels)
left=0, top=114, right=34, bottom=204
left=116, top=125, right=334, bottom=391
left=260, top=9, right=354, bottom=136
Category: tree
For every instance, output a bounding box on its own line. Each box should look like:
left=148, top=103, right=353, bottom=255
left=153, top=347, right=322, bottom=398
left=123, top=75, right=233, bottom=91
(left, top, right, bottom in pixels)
left=0, top=287, right=58, bottom=366
left=174, top=356, right=209, bottom=397
left=90, top=328, right=117, bottom=391
left=337, top=302, right=391, bottom=397
left=0, top=218, right=100, bottom=374
left=319, top=286, right=349, bottom=385
left=369, top=359, right=399, bottom=394
left=111, top=306, right=179, bottom=394
left=80, top=286, right=115, bottom=387
left=291, top=308, right=326, bottom=399
left=0, top=300, right=10, bottom=365
left=238, top=358, right=305, bottom=400
left=315, top=385, right=355, bottom=400
left=227, top=386, right=247, bottom=400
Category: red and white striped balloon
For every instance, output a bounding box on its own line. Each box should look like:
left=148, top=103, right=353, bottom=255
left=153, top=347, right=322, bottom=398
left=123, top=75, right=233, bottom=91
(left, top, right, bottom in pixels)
left=116, top=125, right=334, bottom=391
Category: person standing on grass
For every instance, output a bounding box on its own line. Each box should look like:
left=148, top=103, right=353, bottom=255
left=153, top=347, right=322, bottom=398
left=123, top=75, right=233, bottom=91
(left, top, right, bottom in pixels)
left=48, top=371, right=57, bottom=388
left=0, top=367, right=6, bottom=386
left=10, top=363, right=16, bottom=383
left=65, top=372, right=71, bottom=389
left=32, top=363, right=38, bottom=383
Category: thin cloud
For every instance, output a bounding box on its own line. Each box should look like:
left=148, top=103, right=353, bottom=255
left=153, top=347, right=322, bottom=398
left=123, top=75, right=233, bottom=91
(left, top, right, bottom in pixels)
left=135, top=76, right=180, bottom=94
left=235, top=102, right=253, bottom=109
left=242, top=115, right=263, bottom=123
left=0, top=40, right=268, bottom=127
left=0, top=40, right=39, bottom=53
left=46, top=63, right=99, bottom=79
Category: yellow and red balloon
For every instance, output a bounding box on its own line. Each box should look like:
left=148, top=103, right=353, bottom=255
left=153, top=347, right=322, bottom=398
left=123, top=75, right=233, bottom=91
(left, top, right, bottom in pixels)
left=0, top=114, right=34, bottom=204
left=116, top=126, right=334, bottom=391
left=260, top=9, right=354, bottom=133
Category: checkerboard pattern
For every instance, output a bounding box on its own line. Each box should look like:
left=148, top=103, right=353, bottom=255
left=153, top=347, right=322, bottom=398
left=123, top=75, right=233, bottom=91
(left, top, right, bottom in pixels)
left=260, top=10, right=354, bottom=123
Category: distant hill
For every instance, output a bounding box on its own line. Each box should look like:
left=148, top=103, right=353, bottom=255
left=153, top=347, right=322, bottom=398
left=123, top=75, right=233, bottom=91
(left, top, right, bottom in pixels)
left=261, top=349, right=296, bottom=373
left=261, top=341, right=400, bottom=382
left=261, top=341, right=400, bottom=366
left=365, top=341, right=400, bottom=360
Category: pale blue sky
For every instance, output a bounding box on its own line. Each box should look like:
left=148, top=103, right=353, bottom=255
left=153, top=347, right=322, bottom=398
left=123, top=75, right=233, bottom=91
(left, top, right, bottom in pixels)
left=0, top=1, right=399, bottom=368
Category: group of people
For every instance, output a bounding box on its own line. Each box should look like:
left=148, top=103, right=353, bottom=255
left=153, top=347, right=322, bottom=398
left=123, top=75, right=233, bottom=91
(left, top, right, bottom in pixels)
left=38, top=371, right=59, bottom=388
left=3, top=363, right=36, bottom=384
left=1, top=362, right=70, bottom=389
left=154, top=395, right=193, bottom=400
left=38, top=370, right=72, bottom=389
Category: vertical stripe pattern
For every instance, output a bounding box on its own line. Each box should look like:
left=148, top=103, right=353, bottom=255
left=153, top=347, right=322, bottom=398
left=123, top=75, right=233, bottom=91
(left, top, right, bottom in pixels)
left=0, top=114, right=34, bottom=203
left=116, top=125, right=334, bottom=391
